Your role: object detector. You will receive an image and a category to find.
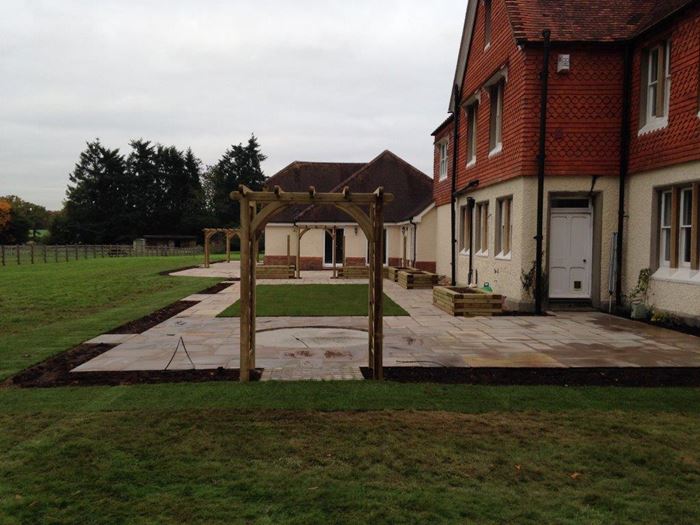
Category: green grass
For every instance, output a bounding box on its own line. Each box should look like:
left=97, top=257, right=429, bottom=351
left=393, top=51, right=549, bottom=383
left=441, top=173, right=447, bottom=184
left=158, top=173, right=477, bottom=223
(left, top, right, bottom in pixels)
left=0, top=382, right=699, bottom=524
left=218, top=284, right=409, bottom=317
left=0, top=256, right=221, bottom=380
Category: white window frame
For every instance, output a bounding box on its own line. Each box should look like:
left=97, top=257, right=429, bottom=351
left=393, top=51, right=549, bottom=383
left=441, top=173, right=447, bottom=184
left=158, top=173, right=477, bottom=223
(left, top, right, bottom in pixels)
left=640, top=41, right=671, bottom=135
left=495, top=197, right=512, bottom=260
left=459, top=205, right=471, bottom=254
left=438, top=140, right=448, bottom=181
left=489, top=81, right=503, bottom=156
left=466, top=103, right=478, bottom=167
left=483, top=0, right=492, bottom=50
left=475, top=201, right=489, bottom=256
left=659, top=190, right=672, bottom=267
left=679, top=187, right=693, bottom=268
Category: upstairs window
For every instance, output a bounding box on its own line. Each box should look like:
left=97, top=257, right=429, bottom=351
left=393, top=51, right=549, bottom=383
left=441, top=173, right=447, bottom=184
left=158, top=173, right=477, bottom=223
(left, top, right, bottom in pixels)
left=438, top=140, right=448, bottom=181
left=483, top=0, right=492, bottom=49
left=466, top=103, right=478, bottom=166
left=489, top=80, right=504, bottom=155
left=640, top=40, right=671, bottom=132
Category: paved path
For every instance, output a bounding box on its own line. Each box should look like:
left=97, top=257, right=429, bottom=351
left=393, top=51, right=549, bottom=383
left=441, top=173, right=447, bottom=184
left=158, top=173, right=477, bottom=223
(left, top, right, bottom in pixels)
left=75, top=262, right=700, bottom=380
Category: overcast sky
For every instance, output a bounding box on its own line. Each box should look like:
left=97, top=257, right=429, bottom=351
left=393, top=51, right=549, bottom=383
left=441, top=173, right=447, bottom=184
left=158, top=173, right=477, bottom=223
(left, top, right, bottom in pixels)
left=1, top=0, right=465, bottom=210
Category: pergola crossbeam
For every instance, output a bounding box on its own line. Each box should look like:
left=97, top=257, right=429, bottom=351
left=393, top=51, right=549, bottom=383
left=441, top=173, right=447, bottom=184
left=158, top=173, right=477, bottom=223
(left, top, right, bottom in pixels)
left=203, top=228, right=240, bottom=268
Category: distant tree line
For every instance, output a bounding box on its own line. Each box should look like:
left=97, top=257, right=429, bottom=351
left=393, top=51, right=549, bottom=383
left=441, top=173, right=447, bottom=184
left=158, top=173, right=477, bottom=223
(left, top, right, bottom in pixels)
left=0, top=195, right=53, bottom=244
left=48, top=135, right=267, bottom=244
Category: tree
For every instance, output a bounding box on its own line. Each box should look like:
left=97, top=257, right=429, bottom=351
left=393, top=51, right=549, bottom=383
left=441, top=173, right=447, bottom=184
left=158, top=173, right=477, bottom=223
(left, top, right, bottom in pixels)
left=0, top=198, right=30, bottom=244
left=204, top=134, right=267, bottom=226
left=1, top=195, right=51, bottom=241
left=62, top=139, right=129, bottom=243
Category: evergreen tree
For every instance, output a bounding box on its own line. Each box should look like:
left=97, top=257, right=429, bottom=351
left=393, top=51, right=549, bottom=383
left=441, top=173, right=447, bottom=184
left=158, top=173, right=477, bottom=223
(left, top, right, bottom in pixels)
left=63, top=140, right=129, bottom=243
left=204, top=134, right=267, bottom=226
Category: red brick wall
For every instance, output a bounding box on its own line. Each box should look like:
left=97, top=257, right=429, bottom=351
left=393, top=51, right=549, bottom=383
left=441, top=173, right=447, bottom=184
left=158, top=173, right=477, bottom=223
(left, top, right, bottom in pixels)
left=414, top=261, right=437, bottom=273
left=629, top=3, right=700, bottom=174
left=433, top=125, right=453, bottom=206
left=345, top=257, right=366, bottom=267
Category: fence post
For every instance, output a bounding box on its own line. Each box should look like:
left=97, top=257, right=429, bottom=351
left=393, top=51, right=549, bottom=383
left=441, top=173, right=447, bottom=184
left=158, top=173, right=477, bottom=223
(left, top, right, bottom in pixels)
left=17, top=245, right=20, bottom=264
left=74, top=244, right=78, bottom=260
left=30, top=244, right=34, bottom=264
left=54, top=246, right=58, bottom=263
left=43, top=245, right=47, bottom=263
left=1, top=245, right=5, bottom=266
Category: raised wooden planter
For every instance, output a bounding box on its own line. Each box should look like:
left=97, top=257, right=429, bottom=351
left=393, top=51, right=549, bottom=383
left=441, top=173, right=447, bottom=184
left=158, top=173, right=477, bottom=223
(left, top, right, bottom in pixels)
left=386, top=266, right=413, bottom=282
left=433, top=286, right=503, bottom=316
left=397, top=269, right=439, bottom=289
left=256, top=264, right=295, bottom=279
left=338, top=266, right=369, bottom=279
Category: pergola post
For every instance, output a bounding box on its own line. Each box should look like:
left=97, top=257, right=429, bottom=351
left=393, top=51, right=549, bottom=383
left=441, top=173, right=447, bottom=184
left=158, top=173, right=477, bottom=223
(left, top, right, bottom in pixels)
left=295, top=227, right=302, bottom=279
left=204, top=231, right=211, bottom=268
left=369, top=191, right=384, bottom=380
left=225, top=233, right=231, bottom=263
left=239, top=196, right=253, bottom=382
left=331, top=227, right=337, bottom=279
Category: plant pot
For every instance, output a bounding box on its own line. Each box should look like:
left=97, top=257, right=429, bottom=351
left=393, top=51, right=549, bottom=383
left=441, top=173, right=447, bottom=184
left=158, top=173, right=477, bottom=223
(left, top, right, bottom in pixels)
left=631, top=303, right=649, bottom=320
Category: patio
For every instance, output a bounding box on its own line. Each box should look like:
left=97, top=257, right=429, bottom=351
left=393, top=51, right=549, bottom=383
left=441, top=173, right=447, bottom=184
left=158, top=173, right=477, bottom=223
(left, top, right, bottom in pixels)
left=74, top=262, right=700, bottom=381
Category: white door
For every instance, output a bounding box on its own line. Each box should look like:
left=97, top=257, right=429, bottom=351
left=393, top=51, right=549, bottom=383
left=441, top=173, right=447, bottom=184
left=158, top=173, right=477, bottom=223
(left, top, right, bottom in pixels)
left=549, top=210, right=592, bottom=299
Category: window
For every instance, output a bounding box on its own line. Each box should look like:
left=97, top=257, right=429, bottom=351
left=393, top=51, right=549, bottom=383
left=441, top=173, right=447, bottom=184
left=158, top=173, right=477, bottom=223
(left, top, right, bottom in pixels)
left=680, top=188, right=693, bottom=267
left=483, top=0, right=492, bottom=49
left=496, top=197, right=512, bottom=257
left=474, top=201, right=489, bottom=255
left=489, top=81, right=503, bottom=154
left=466, top=103, right=478, bottom=166
left=438, top=141, right=448, bottom=181
left=460, top=205, right=472, bottom=252
left=658, top=184, right=699, bottom=270
left=640, top=40, right=671, bottom=132
left=659, top=190, right=672, bottom=267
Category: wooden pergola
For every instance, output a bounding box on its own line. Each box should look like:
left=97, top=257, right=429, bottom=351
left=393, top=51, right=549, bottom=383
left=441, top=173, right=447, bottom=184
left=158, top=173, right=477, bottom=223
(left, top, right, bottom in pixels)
left=293, top=224, right=344, bottom=279
left=231, top=184, right=394, bottom=382
left=202, top=228, right=240, bottom=268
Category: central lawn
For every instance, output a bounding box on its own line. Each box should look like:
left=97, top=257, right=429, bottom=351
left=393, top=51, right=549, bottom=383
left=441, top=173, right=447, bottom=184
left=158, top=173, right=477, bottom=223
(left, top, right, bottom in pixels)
left=0, top=382, right=699, bottom=524
left=0, top=256, right=221, bottom=380
left=218, top=284, right=409, bottom=317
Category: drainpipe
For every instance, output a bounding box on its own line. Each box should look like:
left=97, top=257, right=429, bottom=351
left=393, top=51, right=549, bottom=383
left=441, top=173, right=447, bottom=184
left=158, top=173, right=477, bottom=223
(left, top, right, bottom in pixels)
left=450, top=83, right=461, bottom=286
left=616, top=43, right=633, bottom=307
left=467, top=197, right=475, bottom=284
left=535, top=29, right=551, bottom=315
left=409, top=217, right=417, bottom=267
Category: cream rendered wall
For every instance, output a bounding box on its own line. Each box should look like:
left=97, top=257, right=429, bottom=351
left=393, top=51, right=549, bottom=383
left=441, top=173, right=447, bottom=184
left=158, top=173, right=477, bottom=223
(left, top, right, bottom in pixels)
left=264, top=226, right=293, bottom=256
left=435, top=204, right=452, bottom=277
left=416, top=207, right=437, bottom=264
left=625, top=161, right=700, bottom=320
left=456, top=177, right=528, bottom=309
left=343, top=226, right=369, bottom=260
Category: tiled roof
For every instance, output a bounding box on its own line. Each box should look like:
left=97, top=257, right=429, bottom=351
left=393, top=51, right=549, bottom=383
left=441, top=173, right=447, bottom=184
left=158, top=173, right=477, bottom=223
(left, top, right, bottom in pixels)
left=505, top=0, right=696, bottom=42
left=266, top=151, right=434, bottom=224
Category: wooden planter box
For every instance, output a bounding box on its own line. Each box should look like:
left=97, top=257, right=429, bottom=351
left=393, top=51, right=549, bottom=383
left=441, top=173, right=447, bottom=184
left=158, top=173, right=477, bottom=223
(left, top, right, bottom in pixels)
left=397, top=269, right=439, bottom=289
left=386, top=266, right=413, bottom=282
left=433, top=286, right=503, bottom=316
left=338, top=266, right=369, bottom=279
left=256, top=265, right=295, bottom=279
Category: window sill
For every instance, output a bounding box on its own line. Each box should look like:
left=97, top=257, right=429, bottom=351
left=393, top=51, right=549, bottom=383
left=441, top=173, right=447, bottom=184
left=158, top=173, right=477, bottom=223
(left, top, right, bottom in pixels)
left=638, top=117, right=668, bottom=136
left=466, top=159, right=476, bottom=169
left=476, top=251, right=489, bottom=258
left=484, top=43, right=491, bottom=51
left=651, top=267, right=700, bottom=286
left=459, top=250, right=471, bottom=257
left=488, top=145, right=503, bottom=158
left=495, top=252, right=512, bottom=261
left=438, top=176, right=448, bottom=182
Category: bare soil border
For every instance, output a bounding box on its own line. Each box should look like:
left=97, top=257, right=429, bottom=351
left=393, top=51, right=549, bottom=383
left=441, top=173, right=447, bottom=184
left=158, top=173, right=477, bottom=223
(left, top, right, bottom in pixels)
left=361, top=366, right=700, bottom=387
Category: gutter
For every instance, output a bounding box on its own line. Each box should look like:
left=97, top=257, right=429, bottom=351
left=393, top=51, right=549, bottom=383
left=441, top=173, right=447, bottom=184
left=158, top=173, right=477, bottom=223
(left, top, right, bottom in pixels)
left=409, top=217, right=417, bottom=267
left=616, top=43, right=633, bottom=306
left=450, top=83, right=461, bottom=286
left=534, top=29, right=551, bottom=315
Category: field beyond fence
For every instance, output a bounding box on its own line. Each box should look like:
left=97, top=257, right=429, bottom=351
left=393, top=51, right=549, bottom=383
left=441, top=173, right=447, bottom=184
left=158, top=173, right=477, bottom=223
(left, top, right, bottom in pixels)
left=0, top=244, right=205, bottom=266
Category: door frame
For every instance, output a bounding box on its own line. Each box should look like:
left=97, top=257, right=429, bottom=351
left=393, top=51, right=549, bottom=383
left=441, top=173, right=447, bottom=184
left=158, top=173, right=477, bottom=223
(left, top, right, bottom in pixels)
left=323, top=228, right=344, bottom=268
left=547, top=196, right=594, bottom=300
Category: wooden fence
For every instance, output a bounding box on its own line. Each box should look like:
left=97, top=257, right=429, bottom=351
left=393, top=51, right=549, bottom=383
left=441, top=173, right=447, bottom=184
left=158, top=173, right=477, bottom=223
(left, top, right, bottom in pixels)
left=0, top=244, right=204, bottom=266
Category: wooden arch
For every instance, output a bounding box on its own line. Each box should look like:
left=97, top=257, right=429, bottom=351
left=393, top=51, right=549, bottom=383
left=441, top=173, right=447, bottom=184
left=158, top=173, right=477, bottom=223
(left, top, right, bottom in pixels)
left=203, top=228, right=240, bottom=268
left=231, top=184, right=394, bottom=382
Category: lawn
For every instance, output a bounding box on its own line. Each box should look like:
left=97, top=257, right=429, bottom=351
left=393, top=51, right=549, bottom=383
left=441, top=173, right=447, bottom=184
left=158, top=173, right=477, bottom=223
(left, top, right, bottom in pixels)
left=0, top=256, right=221, bottom=380
left=0, top=382, right=699, bottom=524
left=218, top=284, right=409, bottom=317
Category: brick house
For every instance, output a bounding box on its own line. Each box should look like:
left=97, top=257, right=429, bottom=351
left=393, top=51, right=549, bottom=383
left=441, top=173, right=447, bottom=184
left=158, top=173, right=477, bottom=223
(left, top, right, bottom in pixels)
left=431, top=0, right=700, bottom=322
left=263, top=151, right=437, bottom=271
